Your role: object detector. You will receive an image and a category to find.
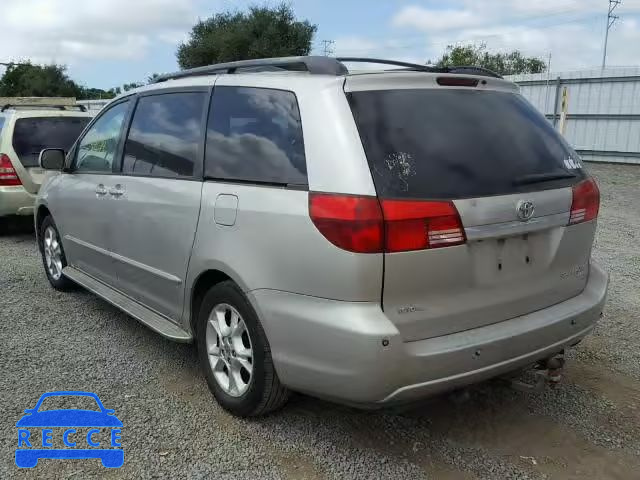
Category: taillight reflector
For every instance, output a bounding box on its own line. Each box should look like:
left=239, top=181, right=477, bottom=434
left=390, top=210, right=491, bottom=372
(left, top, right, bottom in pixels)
left=569, top=178, right=599, bottom=225
left=309, top=193, right=465, bottom=253
left=0, top=154, right=21, bottom=186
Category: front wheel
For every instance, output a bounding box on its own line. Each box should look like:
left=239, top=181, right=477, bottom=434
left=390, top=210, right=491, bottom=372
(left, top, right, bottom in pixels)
left=197, top=281, right=290, bottom=417
left=39, top=215, right=75, bottom=291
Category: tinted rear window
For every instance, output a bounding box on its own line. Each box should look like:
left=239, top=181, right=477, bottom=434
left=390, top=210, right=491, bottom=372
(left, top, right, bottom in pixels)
left=348, top=89, right=586, bottom=199
left=12, top=117, right=90, bottom=167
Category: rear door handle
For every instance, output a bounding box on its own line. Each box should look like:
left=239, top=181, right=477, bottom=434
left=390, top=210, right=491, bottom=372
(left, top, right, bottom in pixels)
left=95, top=184, right=107, bottom=196
left=109, top=184, right=126, bottom=197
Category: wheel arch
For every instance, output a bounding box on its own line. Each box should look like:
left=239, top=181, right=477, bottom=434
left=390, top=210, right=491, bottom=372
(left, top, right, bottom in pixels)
left=189, top=268, right=240, bottom=338
left=35, top=204, right=51, bottom=249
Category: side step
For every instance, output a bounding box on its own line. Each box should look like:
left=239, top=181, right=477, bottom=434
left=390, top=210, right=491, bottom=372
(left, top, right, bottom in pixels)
left=63, top=266, right=192, bottom=342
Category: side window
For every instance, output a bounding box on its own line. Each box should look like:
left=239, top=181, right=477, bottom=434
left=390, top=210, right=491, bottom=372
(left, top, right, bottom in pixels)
left=75, top=101, right=129, bottom=173
left=122, top=92, right=205, bottom=178
left=205, top=87, right=307, bottom=185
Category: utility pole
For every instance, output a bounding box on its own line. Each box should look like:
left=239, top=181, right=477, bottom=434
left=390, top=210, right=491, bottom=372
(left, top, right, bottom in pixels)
left=602, top=0, right=621, bottom=70
left=321, top=40, right=335, bottom=56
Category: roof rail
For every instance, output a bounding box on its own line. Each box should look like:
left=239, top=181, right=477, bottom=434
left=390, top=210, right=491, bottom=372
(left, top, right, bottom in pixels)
left=338, top=58, right=502, bottom=79
left=337, top=57, right=442, bottom=73
left=155, top=56, right=349, bottom=82
left=0, top=104, right=87, bottom=112
left=154, top=56, right=503, bottom=83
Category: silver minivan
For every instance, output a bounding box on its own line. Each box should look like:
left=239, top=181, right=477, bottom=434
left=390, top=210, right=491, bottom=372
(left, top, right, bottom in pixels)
left=35, top=57, right=609, bottom=417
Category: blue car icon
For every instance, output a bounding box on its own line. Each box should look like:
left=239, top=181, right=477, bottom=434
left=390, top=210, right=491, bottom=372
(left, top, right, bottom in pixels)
left=16, top=391, right=123, bottom=468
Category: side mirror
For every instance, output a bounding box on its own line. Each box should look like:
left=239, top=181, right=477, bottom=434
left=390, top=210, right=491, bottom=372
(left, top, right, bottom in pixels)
left=23, top=408, right=35, bottom=414
left=39, top=148, right=66, bottom=171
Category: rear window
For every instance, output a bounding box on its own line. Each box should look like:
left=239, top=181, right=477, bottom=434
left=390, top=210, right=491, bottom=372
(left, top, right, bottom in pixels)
left=12, top=117, right=90, bottom=167
left=348, top=89, right=586, bottom=199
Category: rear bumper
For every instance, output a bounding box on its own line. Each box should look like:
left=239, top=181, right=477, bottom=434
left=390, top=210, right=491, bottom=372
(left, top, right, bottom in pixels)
left=250, top=261, right=608, bottom=406
left=0, top=186, right=36, bottom=217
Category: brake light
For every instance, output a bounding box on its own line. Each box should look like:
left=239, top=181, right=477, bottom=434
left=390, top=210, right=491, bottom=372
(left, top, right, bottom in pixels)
left=436, top=77, right=479, bottom=87
left=309, top=193, right=465, bottom=253
left=381, top=199, right=465, bottom=252
left=309, top=193, right=383, bottom=253
left=569, top=178, right=599, bottom=225
left=0, top=154, right=21, bottom=186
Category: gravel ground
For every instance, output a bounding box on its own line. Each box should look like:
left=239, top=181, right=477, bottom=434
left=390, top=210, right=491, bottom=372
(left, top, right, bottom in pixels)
left=1, top=162, right=639, bottom=480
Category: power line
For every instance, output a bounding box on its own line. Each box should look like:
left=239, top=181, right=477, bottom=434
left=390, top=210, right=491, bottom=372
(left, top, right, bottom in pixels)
left=602, top=0, right=622, bottom=69
left=321, top=40, right=335, bottom=56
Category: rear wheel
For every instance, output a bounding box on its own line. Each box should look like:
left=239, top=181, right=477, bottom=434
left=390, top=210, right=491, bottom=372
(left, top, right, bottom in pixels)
left=197, top=281, right=289, bottom=416
left=39, top=215, right=74, bottom=291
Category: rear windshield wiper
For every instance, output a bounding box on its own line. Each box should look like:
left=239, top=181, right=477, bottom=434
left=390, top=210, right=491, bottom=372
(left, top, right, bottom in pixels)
left=513, top=171, right=576, bottom=186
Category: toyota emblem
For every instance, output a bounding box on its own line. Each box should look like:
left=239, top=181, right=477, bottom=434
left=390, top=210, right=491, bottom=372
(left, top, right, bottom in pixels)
left=516, top=200, right=535, bottom=221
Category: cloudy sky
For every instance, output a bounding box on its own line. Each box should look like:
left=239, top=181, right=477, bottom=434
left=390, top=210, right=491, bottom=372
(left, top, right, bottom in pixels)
left=2, top=0, right=640, bottom=89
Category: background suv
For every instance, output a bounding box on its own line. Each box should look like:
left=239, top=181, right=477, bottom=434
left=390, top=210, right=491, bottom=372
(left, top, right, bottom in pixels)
left=35, top=56, right=608, bottom=417
left=0, top=102, right=91, bottom=223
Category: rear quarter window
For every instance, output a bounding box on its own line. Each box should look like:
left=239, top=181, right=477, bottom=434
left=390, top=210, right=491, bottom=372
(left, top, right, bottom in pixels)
left=348, top=88, right=586, bottom=199
left=204, top=86, right=307, bottom=186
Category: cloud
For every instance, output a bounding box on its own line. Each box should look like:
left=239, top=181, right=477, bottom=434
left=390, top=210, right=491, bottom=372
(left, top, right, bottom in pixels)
left=0, top=0, right=198, bottom=65
left=390, top=1, right=640, bottom=70
left=393, top=7, right=483, bottom=32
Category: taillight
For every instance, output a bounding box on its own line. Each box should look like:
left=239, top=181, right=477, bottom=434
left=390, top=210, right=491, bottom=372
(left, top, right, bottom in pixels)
left=0, top=154, right=22, bottom=186
left=381, top=199, right=465, bottom=252
left=309, top=193, right=465, bottom=253
left=569, top=178, right=600, bottom=225
left=309, top=193, right=383, bottom=253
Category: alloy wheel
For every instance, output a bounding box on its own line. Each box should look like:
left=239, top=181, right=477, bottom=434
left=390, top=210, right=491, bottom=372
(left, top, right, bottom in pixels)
left=43, top=226, right=63, bottom=280
left=205, top=303, right=254, bottom=397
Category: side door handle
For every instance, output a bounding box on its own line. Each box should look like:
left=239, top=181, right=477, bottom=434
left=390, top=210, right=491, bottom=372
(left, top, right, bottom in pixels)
left=95, top=184, right=107, bottom=197
left=109, top=184, right=126, bottom=198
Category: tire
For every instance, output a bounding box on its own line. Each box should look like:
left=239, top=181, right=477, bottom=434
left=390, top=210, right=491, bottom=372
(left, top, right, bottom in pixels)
left=39, top=215, right=75, bottom=291
left=197, top=280, right=290, bottom=417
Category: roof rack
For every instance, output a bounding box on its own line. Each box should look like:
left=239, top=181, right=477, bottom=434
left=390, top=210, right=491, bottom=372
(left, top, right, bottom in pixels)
left=154, top=56, right=503, bottom=83
left=337, top=57, right=442, bottom=73
left=0, top=104, right=87, bottom=112
left=155, top=56, right=349, bottom=82
left=337, top=58, right=503, bottom=78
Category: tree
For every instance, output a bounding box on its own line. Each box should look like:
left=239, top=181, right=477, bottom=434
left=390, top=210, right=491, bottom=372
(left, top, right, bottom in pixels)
left=434, top=43, right=546, bottom=76
left=146, top=73, right=162, bottom=84
left=177, top=4, right=317, bottom=69
left=79, top=87, right=116, bottom=100
left=0, top=63, right=82, bottom=97
left=122, top=82, right=143, bottom=92
left=0, top=62, right=116, bottom=99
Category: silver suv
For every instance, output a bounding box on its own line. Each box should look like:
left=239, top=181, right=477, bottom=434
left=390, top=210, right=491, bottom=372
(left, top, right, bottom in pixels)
left=35, top=57, right=609, bottom=417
